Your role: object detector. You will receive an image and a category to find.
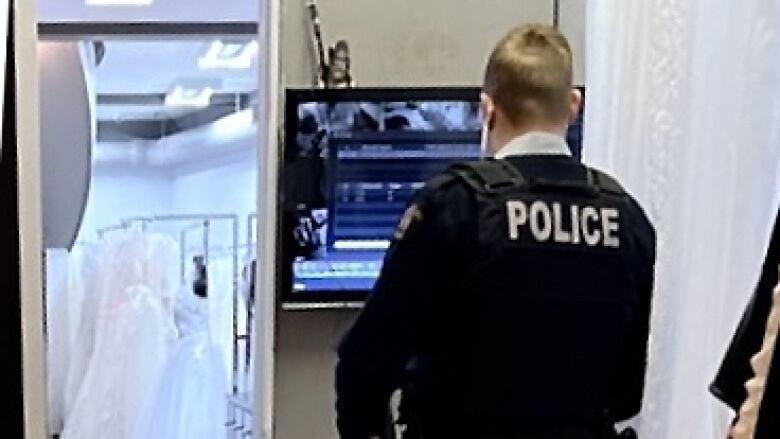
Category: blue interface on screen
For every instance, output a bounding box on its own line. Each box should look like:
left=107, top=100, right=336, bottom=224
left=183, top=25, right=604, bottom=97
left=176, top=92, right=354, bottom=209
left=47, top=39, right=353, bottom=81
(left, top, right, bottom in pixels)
left=289, top=100, right=481, bottom=293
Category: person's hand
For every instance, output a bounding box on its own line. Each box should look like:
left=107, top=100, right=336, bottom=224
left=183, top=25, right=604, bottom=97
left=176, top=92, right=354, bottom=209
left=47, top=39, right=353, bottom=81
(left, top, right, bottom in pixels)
left=727, top=415, right=738, bottom=439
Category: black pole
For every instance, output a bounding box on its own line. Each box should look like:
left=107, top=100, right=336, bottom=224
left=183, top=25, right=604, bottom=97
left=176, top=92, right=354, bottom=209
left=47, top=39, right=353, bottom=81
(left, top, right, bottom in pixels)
left=1, top=3, right=26, bottom=437
left=305, top=0, right=329, bottom=88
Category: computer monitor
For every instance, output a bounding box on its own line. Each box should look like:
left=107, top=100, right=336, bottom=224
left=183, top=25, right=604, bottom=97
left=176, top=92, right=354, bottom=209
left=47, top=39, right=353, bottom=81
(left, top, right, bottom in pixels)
left=280, top=87, right=584, bottom=307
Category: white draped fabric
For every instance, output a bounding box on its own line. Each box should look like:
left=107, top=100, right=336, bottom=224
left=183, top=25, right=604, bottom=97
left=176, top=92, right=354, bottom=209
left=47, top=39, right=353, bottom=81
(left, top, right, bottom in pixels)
left=132, top=289, right=228, bottom=439
left=62, top=231, right=179, bottom=439
left=48, top=231, right=241, bottom=438
left=585, top=1, right=780, bottom=438
left=64, top=243, right=101, bottom=422
left=45, top=249, right=70, bottom=434
left=208, top=257, right=240, bottom=392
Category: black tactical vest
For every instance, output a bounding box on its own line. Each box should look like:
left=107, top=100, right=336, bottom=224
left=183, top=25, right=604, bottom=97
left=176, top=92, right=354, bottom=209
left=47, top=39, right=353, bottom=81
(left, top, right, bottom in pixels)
left=408, top=159, right=643, bottom=434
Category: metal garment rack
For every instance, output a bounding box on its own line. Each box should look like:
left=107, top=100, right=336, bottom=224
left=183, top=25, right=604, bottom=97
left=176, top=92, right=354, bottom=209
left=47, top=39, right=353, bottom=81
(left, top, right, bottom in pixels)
left=247, top=212, right=257, bottom=372
left=225, top=212, right=258, bottom=438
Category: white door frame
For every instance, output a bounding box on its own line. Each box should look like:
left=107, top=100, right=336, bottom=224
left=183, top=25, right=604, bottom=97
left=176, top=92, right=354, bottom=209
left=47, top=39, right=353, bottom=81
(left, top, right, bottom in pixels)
left=16, top=0, right=47, bottom=437
left=254, top=0, right=281, bottom=437
left=16, top=0, right=282, bottom=436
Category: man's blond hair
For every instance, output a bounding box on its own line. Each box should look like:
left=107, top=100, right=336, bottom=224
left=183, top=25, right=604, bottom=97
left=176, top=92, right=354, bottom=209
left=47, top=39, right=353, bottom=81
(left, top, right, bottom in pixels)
left=483, top=24, right=573, bottom=125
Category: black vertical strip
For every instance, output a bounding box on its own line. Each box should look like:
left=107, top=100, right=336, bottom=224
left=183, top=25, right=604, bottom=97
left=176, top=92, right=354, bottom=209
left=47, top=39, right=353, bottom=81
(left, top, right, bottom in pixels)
left=0, top=4, right=24, bottom=439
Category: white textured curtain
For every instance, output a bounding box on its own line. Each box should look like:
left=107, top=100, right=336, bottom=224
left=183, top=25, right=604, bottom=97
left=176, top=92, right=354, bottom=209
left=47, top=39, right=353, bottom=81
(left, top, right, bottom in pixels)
left=585, top=1, right=780, bottom=438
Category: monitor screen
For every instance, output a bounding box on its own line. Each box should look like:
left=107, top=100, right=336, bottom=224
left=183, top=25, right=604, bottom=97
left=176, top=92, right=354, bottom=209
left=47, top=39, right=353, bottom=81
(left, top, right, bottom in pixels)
left=280, top=87, right=584, bottom=306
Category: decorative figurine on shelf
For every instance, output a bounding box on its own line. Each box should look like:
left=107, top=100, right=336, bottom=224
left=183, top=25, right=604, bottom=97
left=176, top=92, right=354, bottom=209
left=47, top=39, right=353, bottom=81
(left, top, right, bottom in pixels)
left=326, top=40, right=354, bottom=89
left=305, top=0, right=354, bottom=89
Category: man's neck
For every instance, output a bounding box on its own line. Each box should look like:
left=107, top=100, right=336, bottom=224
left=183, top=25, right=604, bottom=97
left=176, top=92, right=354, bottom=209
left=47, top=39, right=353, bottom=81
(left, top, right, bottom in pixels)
left=491, top=125, right=567, bottom=155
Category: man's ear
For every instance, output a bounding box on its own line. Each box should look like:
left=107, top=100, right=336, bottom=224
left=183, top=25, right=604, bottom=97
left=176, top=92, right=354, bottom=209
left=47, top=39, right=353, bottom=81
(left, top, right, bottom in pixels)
left=480, top=92, right=496, bottom=130
left=568, top=88, right=583, bottom=125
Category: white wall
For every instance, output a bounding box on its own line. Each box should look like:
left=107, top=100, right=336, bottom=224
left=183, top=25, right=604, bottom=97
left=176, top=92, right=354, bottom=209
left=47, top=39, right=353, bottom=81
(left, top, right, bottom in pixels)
left=79, top=151, right=258, bottom=246
left=78, top=138, right=257, bottom=245
left=282, top=0, right=585, bottom=88
left=77, top=166, right=173, bottom=241
left=171, top=149, right=258, bottom=248
left=274, top=2, right=588, bottom=439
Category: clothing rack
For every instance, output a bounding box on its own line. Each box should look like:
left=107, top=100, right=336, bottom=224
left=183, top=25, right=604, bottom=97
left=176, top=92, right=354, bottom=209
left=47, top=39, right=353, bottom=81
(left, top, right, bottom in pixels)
left=246, top=213, right=257, bottom=371
left=95, top=223, right=129, bottom=237
left=225, top=213, right=258, bottom=438
left=184, top=243, right=254, bottom=253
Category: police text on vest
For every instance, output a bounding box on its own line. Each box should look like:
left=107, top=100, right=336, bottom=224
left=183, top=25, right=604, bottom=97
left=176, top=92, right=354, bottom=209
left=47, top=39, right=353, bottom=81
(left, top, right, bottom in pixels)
left=506, top=200, right=620, bottom=247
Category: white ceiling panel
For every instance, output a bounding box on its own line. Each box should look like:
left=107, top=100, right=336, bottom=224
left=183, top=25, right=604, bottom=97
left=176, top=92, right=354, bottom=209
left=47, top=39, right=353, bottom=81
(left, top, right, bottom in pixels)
left=38, top=0, right=258, bottom=23
left=94, top=39, right=258, bottom=95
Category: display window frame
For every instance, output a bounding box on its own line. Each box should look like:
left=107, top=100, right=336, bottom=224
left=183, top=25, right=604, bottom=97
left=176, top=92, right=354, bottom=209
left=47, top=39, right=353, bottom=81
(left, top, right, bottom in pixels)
left=14, top=2, right=280, bottom=438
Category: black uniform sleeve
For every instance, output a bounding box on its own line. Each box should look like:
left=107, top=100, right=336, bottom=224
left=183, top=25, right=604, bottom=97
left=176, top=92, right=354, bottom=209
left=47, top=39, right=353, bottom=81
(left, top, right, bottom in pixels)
left=335, top=176, right=473, bottom=439
left=607, top=198, right=657, bottom=421
left=711, top=208, right=780, bottom=410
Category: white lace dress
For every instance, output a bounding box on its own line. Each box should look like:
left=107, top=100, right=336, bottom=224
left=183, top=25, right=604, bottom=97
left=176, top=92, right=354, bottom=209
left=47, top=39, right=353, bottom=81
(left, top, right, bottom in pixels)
left=63, top=243, right=101, bottom=422
left=45, top=249, right=71, bottom=434
left=208, top=258, right=236, bottom=394
left=61, top=232, right=178, bottom=439
left=132, top=289, right=228, bottom=439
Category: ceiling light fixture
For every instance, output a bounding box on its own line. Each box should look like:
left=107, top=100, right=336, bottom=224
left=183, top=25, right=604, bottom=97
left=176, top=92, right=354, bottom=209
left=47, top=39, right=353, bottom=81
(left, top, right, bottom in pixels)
left=164, top=86, right=214, bottom=109
left=198, top=40, right=259, bottom=70
left=85, top=0, right=154, bottom=6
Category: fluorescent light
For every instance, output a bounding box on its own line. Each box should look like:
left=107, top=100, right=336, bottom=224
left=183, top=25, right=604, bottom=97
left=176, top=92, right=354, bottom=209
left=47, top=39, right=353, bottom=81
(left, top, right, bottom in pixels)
left=164, top=86, right=214, bottom=108
left=210, top=109, right=255, bottom=140
left=198, top=40, right=259, bottom=70
left=85, top=0, right=154, bottom=5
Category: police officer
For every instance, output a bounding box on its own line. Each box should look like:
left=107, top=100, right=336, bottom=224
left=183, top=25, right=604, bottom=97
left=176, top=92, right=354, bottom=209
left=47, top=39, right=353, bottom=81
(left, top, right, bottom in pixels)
left=336, top=24, right=656, bottom=439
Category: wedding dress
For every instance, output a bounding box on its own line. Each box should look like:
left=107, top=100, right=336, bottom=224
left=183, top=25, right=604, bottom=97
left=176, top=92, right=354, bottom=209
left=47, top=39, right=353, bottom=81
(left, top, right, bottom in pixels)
left=132, top=286, right=228, bottom=439
left=61, top=231, right=178, bottom=439
left=208, top=257, right=236, bottom=393
left=64, top=243, right=100, bottom=420
left=46, top=249, right=71, bottom=434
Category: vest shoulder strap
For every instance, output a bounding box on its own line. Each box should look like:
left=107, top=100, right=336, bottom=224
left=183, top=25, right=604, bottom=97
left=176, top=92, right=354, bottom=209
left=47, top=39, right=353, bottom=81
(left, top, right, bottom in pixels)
left=588, top=168, right=627, bottom=196
left=448, top=159, right=525, bottom=194
left=449, top=160, right=628, bottom=199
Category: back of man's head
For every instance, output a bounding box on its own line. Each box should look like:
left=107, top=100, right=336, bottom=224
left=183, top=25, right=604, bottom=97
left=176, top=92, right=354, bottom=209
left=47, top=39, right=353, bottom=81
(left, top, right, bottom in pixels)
left=483, top=24, right=574, bottom=126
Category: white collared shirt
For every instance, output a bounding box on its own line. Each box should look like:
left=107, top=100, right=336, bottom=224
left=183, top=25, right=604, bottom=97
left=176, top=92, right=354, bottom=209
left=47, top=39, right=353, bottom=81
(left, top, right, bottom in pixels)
left=493, top=132, right=571, bottom=159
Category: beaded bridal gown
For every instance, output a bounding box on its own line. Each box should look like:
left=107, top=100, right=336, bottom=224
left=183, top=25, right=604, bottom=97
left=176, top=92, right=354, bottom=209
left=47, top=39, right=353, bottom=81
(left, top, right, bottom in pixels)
left=132, top=285, right=228, bottom=439
left=61, top=232, right=178, bottom=439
